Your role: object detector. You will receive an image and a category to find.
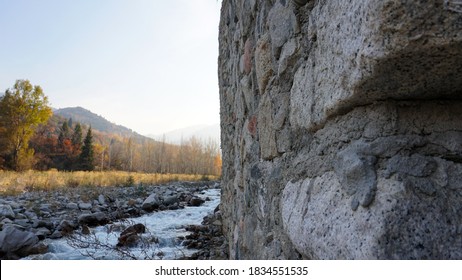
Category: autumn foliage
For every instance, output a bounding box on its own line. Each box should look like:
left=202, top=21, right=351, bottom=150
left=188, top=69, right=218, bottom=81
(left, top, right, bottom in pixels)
left=0, top=80, right=52, bottom=170
left=1, top=80, right=222, bottom=176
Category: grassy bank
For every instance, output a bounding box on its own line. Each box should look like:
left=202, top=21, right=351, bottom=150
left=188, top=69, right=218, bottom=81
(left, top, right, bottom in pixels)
left=0, top=170, right=219, bottom=195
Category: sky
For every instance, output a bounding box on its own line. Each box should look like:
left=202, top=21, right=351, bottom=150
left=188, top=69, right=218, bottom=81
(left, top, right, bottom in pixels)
left=0, top=0, right=222, bottom=136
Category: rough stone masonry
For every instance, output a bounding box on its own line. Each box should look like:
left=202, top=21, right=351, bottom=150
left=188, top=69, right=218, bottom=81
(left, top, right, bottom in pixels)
left=218, top=0, right=462, bottom=259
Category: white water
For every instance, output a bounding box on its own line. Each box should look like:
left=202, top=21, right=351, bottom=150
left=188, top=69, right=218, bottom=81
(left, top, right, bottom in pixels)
left=28, top=188, right=221, bottom=260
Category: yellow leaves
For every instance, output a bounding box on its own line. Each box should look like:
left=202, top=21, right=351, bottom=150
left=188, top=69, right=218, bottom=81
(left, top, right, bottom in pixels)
left=0, top=79, right=52, bottom=170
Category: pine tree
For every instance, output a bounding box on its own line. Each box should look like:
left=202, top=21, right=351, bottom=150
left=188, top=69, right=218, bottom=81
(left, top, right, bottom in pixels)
left=69, top=123, right=82, bottom=170
left=79, top=127, right=94, bottom=171
left=58, top=121, right=70, bottom=147
left=72, top=123, right=83, bottom=148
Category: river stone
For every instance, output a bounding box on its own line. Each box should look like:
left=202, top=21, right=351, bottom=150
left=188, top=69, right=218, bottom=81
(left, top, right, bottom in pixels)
left=98, top=194, right=106, bottom=205
left=32, top=220, right=53, bottom=230
left=190, top=197, right=205, bottom=207
left=39, top=204, right=52, bottom=212
left=78, top=202, right=92, bottom=210
left=49, top=230, right=62, bottom=239
left=78, top=212, right=109, bottom=227
left=33, top=227, right=51, bottom=240
left=6, top=201, right=20, bottom=209
left=81, top=225, right=91, bottom=235
left=0, top=225, right=40, bottom=259
left=57, top=220, right=76, bottom=235
left=14, top=219, right=32, bottom=228
left=141, top=194, right=160, bottom=211
left=1, top=218, right=13, bottom=224
left=15, top=213, right=27, bottom=220
left=27, top=242, right=48, bottom=256
left=24, top=211, right=38, bottom=220
left=0, top=205, right=15, bottom=219
left=117, top=224, right=146, bottom=247
left=123, top=199, right=134, bottom=208
left=66, top=203, right=78, bottom=210
left=163, top=195, right=179, bottom=206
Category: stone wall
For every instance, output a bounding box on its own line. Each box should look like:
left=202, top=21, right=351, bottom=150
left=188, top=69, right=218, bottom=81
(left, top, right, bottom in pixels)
left=218, top=0, right=462, bottom=259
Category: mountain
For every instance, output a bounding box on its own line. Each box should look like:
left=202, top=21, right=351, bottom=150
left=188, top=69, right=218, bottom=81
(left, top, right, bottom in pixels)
left=54, top=107, right=142, bottom=139
left=148, top=124, right=221, bottom=144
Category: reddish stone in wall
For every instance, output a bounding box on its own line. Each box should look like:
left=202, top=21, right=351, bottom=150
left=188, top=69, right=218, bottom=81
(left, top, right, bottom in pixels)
left=243, top=39, right=253, bottom=74
left=247, top=115, right=257, bottom=137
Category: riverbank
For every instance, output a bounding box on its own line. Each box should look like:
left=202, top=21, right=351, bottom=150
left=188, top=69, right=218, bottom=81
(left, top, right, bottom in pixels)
left=0, top=181, right=224, bottom=260
left=0, top=170, right=218, bottom=195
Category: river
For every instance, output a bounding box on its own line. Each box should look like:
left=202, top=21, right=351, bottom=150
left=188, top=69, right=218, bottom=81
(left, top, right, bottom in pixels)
left=25, top=188, right=221, bottom=260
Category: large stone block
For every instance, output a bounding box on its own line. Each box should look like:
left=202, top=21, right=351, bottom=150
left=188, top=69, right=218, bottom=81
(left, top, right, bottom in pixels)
left=289, top=0, right=462, bottom=131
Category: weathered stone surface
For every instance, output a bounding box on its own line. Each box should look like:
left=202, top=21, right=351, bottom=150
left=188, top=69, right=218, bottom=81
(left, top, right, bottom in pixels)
left=257, top=93, right=278, bottom=160
left=268, top=2, right=298, bottom=51
left=219, top=0, right=462, bottom=259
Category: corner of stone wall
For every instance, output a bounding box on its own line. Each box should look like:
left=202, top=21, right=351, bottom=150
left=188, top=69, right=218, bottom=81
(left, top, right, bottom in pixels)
left=219, top=0, right=462, bottom=259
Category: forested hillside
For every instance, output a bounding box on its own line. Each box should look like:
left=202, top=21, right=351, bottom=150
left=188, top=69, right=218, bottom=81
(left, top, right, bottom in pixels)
left=54, top=107, right=141, bottom=139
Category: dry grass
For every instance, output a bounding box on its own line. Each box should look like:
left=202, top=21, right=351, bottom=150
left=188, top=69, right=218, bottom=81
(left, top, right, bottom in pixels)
left=0, top=170, right=219, bottom=195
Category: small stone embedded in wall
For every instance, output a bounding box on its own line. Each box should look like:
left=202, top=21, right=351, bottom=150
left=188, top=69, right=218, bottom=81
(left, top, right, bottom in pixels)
left=255, top=34, right=273, bottom=95
left=333, top=145, right=377, bottom=211
left=247, top=115, right=257, bottom=137
left=243, top=39, right=253, bottom=74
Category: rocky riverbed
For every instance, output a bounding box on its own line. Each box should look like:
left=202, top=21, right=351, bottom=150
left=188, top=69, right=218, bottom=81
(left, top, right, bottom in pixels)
left=181, top=206, right=228, bottom=260
left=0, top=181, right=227, bottom=260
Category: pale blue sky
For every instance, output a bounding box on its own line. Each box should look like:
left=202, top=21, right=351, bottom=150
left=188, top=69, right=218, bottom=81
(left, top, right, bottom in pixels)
left=0, top=0, right=222, bottom=136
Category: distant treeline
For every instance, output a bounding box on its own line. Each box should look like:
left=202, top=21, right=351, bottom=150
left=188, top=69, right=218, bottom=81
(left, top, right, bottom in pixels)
left=0, top=80, right=221, bottom=176
left=31, top=116, right=222, bottom=175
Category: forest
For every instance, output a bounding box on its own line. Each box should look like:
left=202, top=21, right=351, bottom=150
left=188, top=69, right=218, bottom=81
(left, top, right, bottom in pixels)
left=0, top=80, right=222, bottom=176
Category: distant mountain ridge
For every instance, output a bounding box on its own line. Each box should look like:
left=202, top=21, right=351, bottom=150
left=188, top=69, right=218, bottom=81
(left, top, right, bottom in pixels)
left=53, top=107, right=142, bottom=139
left=148, top=123, right=220, bottom=144
left=54, top=107, right=221, bottom=145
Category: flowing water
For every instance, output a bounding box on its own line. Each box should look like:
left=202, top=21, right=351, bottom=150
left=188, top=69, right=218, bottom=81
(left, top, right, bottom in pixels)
left=27, top=188, right=221, bottom=260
